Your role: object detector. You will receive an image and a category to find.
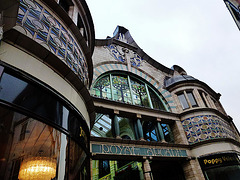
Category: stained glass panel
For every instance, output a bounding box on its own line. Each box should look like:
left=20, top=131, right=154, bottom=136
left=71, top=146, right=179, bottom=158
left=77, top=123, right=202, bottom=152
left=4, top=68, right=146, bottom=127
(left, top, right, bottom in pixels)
left=112, top=75, right=131, bottom=103
left=91, top=73, right=169, bottom=111
left=149, top=88, right=166, bottom=110
left=130, top=79, right=149, bottom=107
left=92, top=75, right=111, bottom=99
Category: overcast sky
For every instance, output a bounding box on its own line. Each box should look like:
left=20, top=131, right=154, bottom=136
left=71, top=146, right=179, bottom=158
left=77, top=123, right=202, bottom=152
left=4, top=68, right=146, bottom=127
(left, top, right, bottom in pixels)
left=87, top=0, right=240, bottom=130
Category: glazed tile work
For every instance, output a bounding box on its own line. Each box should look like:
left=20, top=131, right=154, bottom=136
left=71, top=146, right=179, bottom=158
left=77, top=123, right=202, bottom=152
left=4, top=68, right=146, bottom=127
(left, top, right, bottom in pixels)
left=105, top=44, right=143, bottom=67
left=181, top=115, right=237, bottom=144
left=16, top=0, right=88, bottom=85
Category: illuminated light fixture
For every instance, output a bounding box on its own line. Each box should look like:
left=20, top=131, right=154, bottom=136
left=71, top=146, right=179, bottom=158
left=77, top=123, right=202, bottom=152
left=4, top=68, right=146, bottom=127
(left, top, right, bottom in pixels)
left=18, top=157, right=57, bottom=180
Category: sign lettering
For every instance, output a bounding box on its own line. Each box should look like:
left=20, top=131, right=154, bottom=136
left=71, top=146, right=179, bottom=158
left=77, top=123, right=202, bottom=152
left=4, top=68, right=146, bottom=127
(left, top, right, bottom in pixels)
left=91, top=144, right=187, bottom=157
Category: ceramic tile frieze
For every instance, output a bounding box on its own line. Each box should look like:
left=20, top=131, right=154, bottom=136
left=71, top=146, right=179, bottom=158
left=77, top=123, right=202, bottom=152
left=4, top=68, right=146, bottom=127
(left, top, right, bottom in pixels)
left=105, top=44, right=143, bottom=67
left=16, top=0, right=88, bottom=85
left=181, top=115, right=237, bottom=144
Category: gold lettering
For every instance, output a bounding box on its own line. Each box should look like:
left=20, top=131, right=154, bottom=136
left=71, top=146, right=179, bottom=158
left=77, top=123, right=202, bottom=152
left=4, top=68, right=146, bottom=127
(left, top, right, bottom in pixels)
left=79, top=126, right=86, bottom=137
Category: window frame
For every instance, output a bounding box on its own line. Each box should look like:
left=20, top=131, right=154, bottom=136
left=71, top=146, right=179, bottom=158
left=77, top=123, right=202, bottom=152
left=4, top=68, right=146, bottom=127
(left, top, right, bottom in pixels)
left=91, top=72, right=169, bottom=111
left=177, top=90, right=198, bottom=110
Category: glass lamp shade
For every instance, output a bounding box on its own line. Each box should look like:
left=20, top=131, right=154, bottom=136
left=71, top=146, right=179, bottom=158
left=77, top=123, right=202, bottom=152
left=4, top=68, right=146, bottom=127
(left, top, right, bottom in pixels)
left=18, top=157, right=57, bottom=180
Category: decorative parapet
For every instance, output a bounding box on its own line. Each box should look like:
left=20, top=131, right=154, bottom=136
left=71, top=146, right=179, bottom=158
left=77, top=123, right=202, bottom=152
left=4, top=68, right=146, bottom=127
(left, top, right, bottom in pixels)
left=181, top=115, right=238, bottom=144
left=15, top=0, right=89, bottom=85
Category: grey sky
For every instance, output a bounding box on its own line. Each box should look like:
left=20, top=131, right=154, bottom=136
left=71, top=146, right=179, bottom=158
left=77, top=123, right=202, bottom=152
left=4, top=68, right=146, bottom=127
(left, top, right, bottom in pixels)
left=87, top=0, right=240, bottom=130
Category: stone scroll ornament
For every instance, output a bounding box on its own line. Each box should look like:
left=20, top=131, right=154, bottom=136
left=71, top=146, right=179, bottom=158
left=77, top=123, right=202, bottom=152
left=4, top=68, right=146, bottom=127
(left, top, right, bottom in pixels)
left=105, top=44, right=143, bottom=67
left=16, top=0, right=89, bottom=85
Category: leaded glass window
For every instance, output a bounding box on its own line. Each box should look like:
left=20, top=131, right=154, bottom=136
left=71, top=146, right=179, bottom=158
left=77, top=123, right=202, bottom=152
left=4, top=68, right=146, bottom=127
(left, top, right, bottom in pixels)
left=112, top=75, right=131, bottom=103
left=131, top=79, right=149, bottom=107
left=149, top=88, right=166, bottom=110
left=91, top=73, right=168, bottom=111
left=91, top=76, right=111, bottom=99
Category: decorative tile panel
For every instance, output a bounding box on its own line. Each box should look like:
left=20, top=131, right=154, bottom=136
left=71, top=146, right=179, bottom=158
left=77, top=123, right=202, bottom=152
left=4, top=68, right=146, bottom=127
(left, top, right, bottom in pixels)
left=105, top=44, right=143, bottom=67
left=181, top=115, right=237, bottom=144
left=16, top=0, right=88, bottom=85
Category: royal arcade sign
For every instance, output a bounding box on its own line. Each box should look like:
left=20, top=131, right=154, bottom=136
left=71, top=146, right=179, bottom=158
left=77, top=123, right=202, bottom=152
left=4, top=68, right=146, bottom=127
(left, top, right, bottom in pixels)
left=91, top=144, right=188, bottom=157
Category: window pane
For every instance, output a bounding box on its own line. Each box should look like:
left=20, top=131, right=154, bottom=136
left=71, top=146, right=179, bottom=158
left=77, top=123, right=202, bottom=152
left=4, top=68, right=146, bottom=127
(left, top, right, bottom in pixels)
left=149, top=88, right=166, bottom=110
left=131, top=79, right=149, bottom=107
left=143, top=121, right=158, bottom=142
left=199, top=91, right=208, bottom=107
left=112, top=75, right=132, bottom=103
left=205, top=165, right=240, bottom=180
left=92, top=75, right=111, bottom=99
left=187, top=92, right=198, bottom=107
left=178, top=94, right=189, bottom=109
left=99, top=160, right=110, bottom=178
left=161, top=124, right=174, bottom=143
left=0, top=106, right=88, bottom=180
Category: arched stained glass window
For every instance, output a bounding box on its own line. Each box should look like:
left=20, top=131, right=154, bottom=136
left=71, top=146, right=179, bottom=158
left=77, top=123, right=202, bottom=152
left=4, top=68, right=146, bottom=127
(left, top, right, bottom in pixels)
left=91, top=73, right=169, bottom=111
left=92, top=75, right=111, bottom=99
left=130, top=78, right=149, bottom=107
left=112, top=75, right=131, bottom=103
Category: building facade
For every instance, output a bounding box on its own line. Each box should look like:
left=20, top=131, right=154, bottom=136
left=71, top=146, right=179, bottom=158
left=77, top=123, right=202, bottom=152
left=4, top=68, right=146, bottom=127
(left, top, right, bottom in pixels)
left=0, top=0, right=95, bottom=179
left=224, top=0, right=240, bottom=30
left=1, top=0, right=240, bottom=180
left=89, top=26, right=240, bottom=180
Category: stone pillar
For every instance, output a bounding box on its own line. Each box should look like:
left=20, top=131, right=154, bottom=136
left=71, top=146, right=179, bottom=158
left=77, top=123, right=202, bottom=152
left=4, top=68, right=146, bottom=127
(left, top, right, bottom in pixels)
left=143, top=159, right=153, bottom=180
left=156, top=122, right=166, bottom=142
left=172, top=120, right=188, bottom=144
left=112, top=114, right=120, bottom=138
left=182, top=159, right=205, bottom=180
left=137, top=118, right=144, bottom=140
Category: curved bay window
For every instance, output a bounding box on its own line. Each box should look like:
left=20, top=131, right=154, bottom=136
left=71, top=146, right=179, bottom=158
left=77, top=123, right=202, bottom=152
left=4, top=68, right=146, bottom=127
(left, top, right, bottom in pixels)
left=0, top=65, right=89, bottom=179
left=91, top=73, right=168, bottom=111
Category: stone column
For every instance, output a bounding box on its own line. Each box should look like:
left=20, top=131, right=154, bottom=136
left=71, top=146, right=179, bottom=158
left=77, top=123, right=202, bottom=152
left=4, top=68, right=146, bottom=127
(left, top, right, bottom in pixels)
left=182, top=159, right=205, bottom=180
left=172, top=120, right=188, bottom=144
left=112, top=114, right=120, bottom=139
left=137, top=118, right=144, bottom=140
left=143, top=159, right=153, bottom=180
left=156, top=122, right=166, bottom=142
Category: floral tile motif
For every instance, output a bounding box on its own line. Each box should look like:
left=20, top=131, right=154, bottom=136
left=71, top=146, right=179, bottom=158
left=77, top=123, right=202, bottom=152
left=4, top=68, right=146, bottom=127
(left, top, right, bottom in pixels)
left=16, top=0, right=88, bottom=85
left=105, top=45, right=143, bottom=67
left=181, top=115, right=237, bottom=144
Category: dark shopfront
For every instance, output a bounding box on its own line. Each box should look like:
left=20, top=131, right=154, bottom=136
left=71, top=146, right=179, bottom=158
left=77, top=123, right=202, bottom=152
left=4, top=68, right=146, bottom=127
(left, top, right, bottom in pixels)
left=0, top=65, right=90, bottom=179
left=91, top=143, right=188, bottom=180
left=198, top=152, right=240, bottom=180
